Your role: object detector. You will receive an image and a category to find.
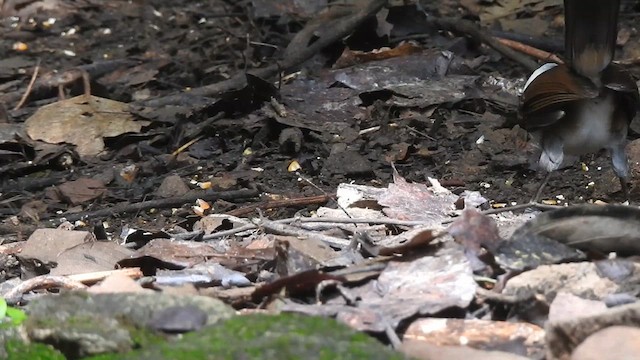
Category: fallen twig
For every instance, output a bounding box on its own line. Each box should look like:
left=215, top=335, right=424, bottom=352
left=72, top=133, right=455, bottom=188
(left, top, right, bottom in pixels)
left=255, top=218, right=351, bottom=248
left=489, top=30, right=564, bottom=54
left=14, top=59, right=41, bottom=110
left=225, top=194, right=333, bottom=217
left=5, top=276, right=87, bottom=305
left=496, top=37, right=563, bottom=64
left=197, top=204, right=553, bottom=241
left=198, top=215, right=441, bottom=241
left=431, top=17, right=539, bottom=72
left=43, top=188, right=260, bottom=222
left=67, top=267, right=143, bottom=284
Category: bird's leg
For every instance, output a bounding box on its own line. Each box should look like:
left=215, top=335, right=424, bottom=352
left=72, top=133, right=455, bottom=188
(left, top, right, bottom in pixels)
left=81, top=70, right=91, bottom=97
left=610, top=143, right=630, bottom=202
left=531, top=172, right=552, bottom=203
left=619, top=177, right=630, bottom=202
left=532, top=134, right=563, bottom=203
left=539, top=134, right=564, bottom=173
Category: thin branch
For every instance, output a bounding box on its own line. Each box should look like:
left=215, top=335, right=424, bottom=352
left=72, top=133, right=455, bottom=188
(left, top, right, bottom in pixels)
left=431, top=17, right=540, bottom=72
left=496, top=37, right=563, bottom=64
left=42, top=188, right=260, bottom=222
left=14, top=59, right=41, bottom=110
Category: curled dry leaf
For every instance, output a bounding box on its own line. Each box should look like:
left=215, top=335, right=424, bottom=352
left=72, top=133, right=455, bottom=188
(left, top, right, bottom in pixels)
left=510, top=204, right=640, bottom=256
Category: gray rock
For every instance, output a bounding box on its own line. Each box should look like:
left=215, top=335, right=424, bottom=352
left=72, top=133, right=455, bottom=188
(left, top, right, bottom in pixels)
left=22, top=291, right=233, bottom=358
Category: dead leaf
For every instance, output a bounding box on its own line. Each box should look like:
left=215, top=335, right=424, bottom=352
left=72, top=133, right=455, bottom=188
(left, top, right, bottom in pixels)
left=18, top=200, right=48, bottom=221
left=122, top=238, right=219, bottom=269
left=377, top=169, right=457, bottom=225
left=376, top=227, right=442, bottom=256
left=210, top=173, right=238, bottom=190
left=281, top=248, right=477, bottom=333
left=156, top=174, right=189, bottom=198
left=252, top=269, right=345, bottom=302
left=448, top=209, right=502, bottom=254
left=55, top=177, right=106, bottom=205
left=274, top=236, right=340, bottom=275
left=51, top=241, right=135, bottom=276
left=25, top=94, right=149, bottom=158
left=19, top=228, right=93, bottom=265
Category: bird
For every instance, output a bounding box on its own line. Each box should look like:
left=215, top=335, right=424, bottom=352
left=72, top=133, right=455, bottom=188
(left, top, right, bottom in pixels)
left=519, top=0, right=639, bottom=202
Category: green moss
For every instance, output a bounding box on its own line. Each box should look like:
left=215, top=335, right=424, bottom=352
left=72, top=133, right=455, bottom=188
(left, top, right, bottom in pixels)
left=5, top=339, right=65, bottom=360
left=126, top=324, right=166, bottom=348
left=27, top=313, right=108, bottom=334
left=86, top=313, right=406, bottom=360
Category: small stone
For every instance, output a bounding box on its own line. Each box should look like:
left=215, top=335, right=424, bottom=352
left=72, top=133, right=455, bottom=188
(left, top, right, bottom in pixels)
left=571, top=326, right=640, bottom=360
left=148, top=305, right=208, bottom=333
left=156, top=175, right=190, bottom=198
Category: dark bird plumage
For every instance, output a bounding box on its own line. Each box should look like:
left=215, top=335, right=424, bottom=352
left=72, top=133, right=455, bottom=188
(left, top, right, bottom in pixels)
left=519, top=0, right=639, bottom=201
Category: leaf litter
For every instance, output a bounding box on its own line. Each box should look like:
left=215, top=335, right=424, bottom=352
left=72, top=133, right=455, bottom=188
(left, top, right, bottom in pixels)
left=2, top=0, right=640, bottom=359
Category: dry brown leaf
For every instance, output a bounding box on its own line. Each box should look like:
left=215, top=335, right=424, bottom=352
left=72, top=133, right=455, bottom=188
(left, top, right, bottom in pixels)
left=25, top=94, right=149, bottom=158
left=56, top=177, right=106, bottom=205
left=377, top=170, right=457, bottom=225
left=51, top=241, right=135, bottom=276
